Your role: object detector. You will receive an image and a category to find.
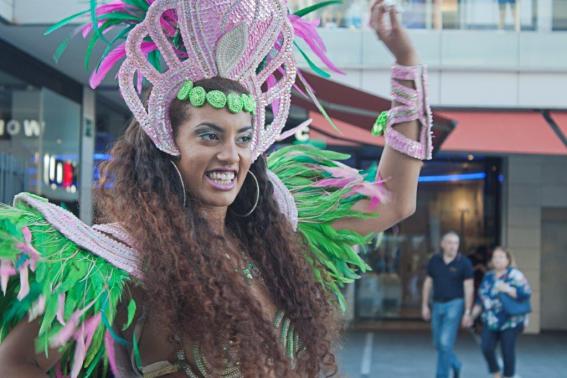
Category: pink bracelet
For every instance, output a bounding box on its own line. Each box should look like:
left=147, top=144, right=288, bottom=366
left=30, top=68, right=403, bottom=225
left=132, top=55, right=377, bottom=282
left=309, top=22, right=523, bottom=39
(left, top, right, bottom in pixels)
left=384, top=64, right=433, bottom=161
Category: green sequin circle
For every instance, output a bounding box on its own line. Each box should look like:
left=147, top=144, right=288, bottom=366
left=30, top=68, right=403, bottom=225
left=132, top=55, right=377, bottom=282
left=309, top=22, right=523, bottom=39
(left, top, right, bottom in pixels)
left=372, top=111, right=389, bottom=136
left=227, top=92, right=243, bottom=113
left=241, top=94, right=256, bottom=114
left=189, top=86, right=206, bottom=107
left=177, top=80, right=193, bottom=101
left=205, top=90, right=227, bottom=109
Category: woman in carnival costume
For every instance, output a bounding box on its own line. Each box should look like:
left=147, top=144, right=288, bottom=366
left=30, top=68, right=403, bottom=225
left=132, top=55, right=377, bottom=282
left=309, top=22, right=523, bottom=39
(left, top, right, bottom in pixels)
left=0, top=0, right=432, bottom=376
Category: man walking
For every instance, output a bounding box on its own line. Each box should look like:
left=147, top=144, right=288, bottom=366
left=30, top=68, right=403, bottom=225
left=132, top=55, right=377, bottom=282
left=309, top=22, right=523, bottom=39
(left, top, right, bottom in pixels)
left=422, top=231, right=474, bottom=378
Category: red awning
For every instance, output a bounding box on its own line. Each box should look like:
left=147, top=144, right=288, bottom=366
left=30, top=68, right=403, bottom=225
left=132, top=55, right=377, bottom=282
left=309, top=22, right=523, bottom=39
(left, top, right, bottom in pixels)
left=291, top=71, right=455, bottom=151
left=308, top=111, right=384, bottom=147
left=550, top=111, right=567, bottom=137
left=436, top=111, right=567, bottom=155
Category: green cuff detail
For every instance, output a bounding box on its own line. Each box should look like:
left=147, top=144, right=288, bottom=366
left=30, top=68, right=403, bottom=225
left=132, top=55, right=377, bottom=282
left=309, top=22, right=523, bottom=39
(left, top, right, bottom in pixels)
left=372, top=111, right=389, bottom=136
left=176, top=80, right=256, bottom=115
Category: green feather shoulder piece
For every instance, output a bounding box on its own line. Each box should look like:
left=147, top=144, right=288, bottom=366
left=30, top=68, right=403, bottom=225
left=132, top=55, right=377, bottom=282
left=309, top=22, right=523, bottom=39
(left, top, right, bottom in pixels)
left=0, top=193, right=138, bottom=377
left=267, top=145, right=387, bottom=311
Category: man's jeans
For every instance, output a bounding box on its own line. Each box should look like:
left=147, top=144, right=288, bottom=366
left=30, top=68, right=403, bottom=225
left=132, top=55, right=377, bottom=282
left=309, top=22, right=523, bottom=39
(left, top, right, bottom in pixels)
left=432, top=298, right=464, bottom=378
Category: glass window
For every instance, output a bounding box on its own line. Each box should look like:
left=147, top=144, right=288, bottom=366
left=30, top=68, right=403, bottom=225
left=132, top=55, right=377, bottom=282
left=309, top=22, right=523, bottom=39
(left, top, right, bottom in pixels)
left=552, top=0, right=567, bottom=31
left=0, top=69, right=81, bottom=212
left=0, top=70, right=41, bottom=204
left=354, top=158, right=501, bottom=320
left=287, top=0, right=540, bottom=31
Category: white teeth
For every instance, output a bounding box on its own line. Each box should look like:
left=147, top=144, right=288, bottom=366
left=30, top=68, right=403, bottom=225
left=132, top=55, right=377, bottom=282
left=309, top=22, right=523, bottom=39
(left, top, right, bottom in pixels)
left=207, top=171, right=236, bottom=183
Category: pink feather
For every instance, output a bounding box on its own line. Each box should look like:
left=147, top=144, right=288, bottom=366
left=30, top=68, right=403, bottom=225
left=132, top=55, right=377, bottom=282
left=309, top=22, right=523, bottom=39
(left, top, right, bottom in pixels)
left=314, top=177, right=357, bottom=188
left=16, top=226, right=41, bottom=271
left=90, top=41, right=158, bottom=89
left=57, top=293, right=66, bottom=325
left=105, top=330, right=120, bottom=377
left=160, top=10, right=178, bottom=36
left=70, top=324, right=86, bottom=378
left=89, top=43, right=126, bottom=89
left=81, top=21, right=115, bottom=39
left=51, top=310, right=81, bottom=348
left=29, top=295, right=46, bottom=321
left=322, top=165, right=360, bottom=179
left=289, top=15, right=344, bottom=75
left=55, top=363, right=68, bottom=378
left=276, top=119, right=312, bottom=142
left=347, top=182, right=391, bottom=210
left=83, top=313, right=102, bottom=351
left=0, top=259, right=16, bottom=295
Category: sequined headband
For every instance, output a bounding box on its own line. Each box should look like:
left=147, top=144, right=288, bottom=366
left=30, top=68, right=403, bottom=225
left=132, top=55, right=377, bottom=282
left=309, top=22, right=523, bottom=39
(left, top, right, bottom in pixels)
left=49, top=0, right=344, bottom=161
left=176, top=80, right=256, bottom=115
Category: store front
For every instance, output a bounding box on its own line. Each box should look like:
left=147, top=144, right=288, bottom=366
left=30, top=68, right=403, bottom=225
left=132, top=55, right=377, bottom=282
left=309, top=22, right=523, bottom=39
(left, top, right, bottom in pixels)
left=0, top=40, right=83, bottom=214
left=354, top=156, right=502, bottom=321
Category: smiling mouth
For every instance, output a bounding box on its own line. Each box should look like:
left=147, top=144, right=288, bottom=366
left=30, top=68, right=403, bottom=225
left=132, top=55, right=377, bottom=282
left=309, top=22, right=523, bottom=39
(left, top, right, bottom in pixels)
left=205, top=170, right=237, bottom=190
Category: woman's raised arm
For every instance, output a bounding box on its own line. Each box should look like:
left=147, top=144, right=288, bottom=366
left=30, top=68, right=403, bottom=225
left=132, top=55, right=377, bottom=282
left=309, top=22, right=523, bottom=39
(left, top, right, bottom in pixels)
left=334, top=0, right=429, bottom=235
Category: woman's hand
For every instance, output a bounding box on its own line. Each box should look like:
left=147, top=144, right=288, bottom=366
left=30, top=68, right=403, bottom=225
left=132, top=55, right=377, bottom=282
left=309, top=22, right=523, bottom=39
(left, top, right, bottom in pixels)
left=495, top=281, right=517, bottom=298
left=369, top=0, right=420, bottom=66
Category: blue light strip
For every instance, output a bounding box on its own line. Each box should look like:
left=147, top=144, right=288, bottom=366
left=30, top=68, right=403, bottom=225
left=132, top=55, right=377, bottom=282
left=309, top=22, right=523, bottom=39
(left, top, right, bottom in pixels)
left=419, top=172, right=486, bottom=183
left=86, top=153, right=486, bottom=184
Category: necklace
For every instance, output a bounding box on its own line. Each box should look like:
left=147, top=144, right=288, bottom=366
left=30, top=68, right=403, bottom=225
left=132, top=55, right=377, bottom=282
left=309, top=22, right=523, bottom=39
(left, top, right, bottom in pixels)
left=222, top=233, right=262, bottom=284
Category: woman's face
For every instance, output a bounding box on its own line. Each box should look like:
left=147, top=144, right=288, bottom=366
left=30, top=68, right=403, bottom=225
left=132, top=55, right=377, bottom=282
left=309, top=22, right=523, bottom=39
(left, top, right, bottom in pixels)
left=492, top=249, right=510, bottom=271
left=174, top=103, right=253, bottom=208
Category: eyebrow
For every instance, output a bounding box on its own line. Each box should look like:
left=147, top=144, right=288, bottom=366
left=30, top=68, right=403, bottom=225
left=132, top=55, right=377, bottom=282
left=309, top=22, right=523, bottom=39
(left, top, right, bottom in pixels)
left=195, top=122, right=253, bottom=133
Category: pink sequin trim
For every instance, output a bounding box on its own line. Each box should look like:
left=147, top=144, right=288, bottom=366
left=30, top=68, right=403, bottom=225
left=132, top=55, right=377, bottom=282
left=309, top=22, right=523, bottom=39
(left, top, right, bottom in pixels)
left=118, top=0, right=297, bottom=162
left=267, top=170, right=298, bottom=231
left=14, top=194, right=142, bottom=279
left=385, top=64, right=433, bottom=160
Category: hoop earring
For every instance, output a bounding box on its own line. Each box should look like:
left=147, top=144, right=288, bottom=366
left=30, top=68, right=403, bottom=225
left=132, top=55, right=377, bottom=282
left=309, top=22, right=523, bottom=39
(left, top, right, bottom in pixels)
left=170, top=160, right=187, bottom=208
left=233, top=171, right=260, bottom=217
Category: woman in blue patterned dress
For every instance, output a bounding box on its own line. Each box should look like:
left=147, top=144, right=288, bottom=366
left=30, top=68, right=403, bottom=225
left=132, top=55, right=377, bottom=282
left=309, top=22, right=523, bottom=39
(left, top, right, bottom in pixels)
left=471, top=246, right=531, bottom=378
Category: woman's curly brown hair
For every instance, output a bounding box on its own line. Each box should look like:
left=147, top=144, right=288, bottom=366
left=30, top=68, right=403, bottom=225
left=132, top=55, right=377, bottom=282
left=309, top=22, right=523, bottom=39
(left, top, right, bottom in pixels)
left=96, top=77, right=340, bottom=376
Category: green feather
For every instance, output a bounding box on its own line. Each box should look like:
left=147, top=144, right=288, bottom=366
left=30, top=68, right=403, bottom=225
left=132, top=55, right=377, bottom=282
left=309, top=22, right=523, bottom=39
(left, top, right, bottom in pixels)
left=294, top=41, right=330, bottom=78
left=0, top=196, right=133, bottom=376
left=294, top=0, right=343, bottom=17
left=95, top=26, right=133, bottom=71
left=84, top=19, right=123, bottom=70
left=43, top=9, right=90, bottom=35
left=147, top=50, right=162, bottom=72
left=98, top=12, right=142, bottom=22
left=89, top=0, right=110, bottom=46
left=122, top=0, right=150, bottom=11
left=122, top=298, right=137, bottom=331
left=268, top=145, right=381, bottom=309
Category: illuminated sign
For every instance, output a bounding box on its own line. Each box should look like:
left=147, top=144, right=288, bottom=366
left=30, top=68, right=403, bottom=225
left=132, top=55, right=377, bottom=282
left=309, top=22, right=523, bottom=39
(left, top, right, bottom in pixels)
left=0, top=119, right=43, bottom=137
left=43, top=154, right=78, bottom=193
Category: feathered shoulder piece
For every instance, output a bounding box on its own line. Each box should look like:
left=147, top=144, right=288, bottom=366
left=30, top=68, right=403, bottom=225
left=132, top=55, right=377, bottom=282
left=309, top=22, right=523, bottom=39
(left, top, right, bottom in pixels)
left=0, top=193, right=140, bottom=377
left=268, top=145, right=388, bottom=311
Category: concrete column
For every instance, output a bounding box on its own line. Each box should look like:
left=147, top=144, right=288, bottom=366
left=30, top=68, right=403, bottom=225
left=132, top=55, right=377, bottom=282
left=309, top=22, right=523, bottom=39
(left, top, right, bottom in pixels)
left=503, top=155, right=542, bottom=333
left=0, top=0, right=14, bottom=23
left=79, top=87, right=95, bottom=225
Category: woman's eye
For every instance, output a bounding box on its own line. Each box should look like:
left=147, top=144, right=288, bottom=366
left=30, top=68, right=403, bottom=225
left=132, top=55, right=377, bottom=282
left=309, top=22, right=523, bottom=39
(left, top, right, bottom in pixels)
left=237, top=135, right=252, bottom=144
left=199, top=133, right=219, bottom=141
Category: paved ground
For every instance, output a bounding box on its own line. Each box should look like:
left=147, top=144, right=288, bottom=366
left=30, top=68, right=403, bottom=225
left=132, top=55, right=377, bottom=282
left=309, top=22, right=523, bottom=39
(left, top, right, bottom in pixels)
left=337, top=329, right=567, bottom=378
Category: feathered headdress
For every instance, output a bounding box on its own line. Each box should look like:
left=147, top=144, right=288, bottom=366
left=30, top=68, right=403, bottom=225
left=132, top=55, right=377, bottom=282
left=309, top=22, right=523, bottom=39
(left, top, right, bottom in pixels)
left=47, top=0, right=343, bottom=159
